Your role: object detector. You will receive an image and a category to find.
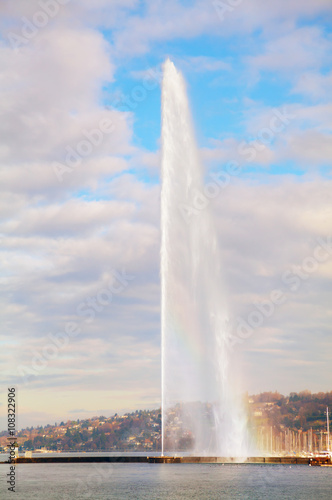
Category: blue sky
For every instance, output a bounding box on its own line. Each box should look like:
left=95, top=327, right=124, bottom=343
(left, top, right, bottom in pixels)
left=0, top=0, right=331, bottom=429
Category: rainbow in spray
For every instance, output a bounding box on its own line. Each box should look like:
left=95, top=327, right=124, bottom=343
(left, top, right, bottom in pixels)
left=160, top=59, right=248, bottom=456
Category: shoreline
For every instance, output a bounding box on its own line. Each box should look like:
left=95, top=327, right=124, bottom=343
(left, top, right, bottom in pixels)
left=1, top=456, right=310, bottom=464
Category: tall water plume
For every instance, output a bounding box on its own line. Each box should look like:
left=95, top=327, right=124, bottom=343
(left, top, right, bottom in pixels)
left=161, top=59, right=248, bottom=457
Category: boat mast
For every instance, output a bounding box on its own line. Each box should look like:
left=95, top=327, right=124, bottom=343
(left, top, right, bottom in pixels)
left=327, top=406, right=330, bottom=453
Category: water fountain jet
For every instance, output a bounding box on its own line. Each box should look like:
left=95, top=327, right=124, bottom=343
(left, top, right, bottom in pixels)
left=161, top=59, right=248, bottom=457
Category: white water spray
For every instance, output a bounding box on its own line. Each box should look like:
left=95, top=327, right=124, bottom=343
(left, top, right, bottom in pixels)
left=161, top=59, right=248, bottom=457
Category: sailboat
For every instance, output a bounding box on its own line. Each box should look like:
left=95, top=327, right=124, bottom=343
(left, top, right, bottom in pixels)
left=309, top=407, right=332, bottom=466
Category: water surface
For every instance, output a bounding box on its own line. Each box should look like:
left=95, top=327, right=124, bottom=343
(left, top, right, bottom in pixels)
left=1, top=463, right=331, bottom=499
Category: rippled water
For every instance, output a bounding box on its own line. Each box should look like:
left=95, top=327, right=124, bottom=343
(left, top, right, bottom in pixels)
left=1, top=463, right=331, bottom=499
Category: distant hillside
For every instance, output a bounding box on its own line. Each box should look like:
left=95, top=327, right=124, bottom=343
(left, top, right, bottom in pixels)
left=0, top=409, right=161, bottom=453
left=248, top=390, right=332, bottom=431
left=1, top=391, right=331, bottom=453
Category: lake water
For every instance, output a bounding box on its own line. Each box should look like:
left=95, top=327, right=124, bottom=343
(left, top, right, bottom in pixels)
left=0, top=463, right=331, bottom=499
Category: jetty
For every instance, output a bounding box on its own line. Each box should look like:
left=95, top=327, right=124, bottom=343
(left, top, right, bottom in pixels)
left=1, top=456, right=310, bottom=465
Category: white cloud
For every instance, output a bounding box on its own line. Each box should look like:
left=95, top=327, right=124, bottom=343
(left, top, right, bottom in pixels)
left=0, top=27, right=126, bottom=165
left=281, top=130, right=332, bottom=165
left=179, top=55, right=230, bottom=72
left=247, top=26, right=331, bottom=73
left=1, top=173, right=331, bottom=412
left=217, top=101, right=332, bottom=168
left=112, top=0, right=332, bottom=56
left=293, top=71, right=332, bottom=101
left=2, top=199, right=136, bottom=237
